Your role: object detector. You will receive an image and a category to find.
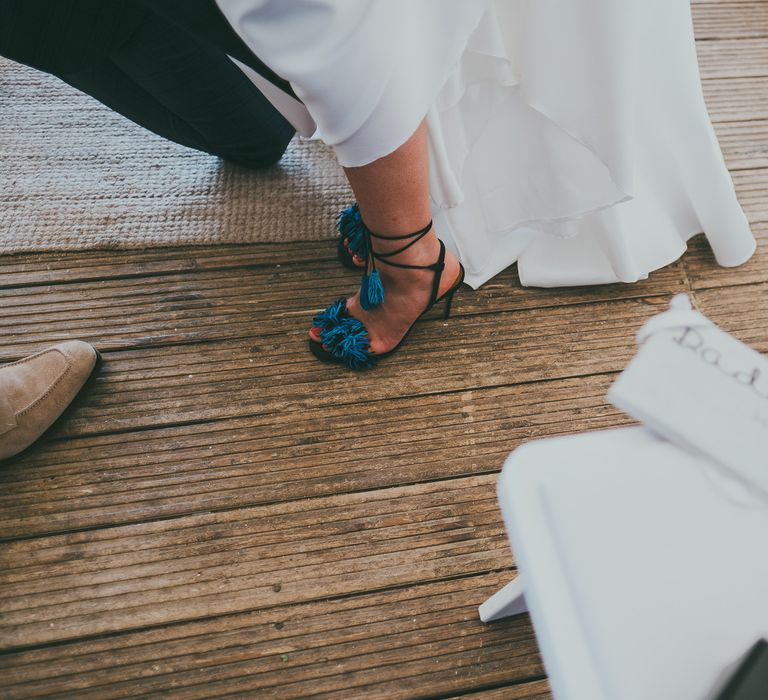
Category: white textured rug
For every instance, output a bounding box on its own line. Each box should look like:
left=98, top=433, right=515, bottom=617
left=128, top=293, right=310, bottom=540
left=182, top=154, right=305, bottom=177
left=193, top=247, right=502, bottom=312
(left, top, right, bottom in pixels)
left=0, top=58, right=353, bottom=254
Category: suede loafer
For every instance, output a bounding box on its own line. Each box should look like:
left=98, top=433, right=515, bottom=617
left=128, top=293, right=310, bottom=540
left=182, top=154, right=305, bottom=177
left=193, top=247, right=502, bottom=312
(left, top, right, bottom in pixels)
left=0, top=341, right=99, bottom=461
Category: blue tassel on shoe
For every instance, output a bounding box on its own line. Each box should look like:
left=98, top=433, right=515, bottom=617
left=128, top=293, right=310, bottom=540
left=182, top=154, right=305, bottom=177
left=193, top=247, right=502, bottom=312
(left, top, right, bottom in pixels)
left=313, top=299, right=374, bottom=369
left=360, top=268, right=384, bottom=310
left=312, top=298, right=346, bottom=328
left=337, top=204, right=368, bottom=259
left=322, top=317, right=372, bottom=369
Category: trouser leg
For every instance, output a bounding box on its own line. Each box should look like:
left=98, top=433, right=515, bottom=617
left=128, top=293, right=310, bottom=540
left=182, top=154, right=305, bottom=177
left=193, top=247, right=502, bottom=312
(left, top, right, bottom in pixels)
left=0, top=0, right=295, bottom=168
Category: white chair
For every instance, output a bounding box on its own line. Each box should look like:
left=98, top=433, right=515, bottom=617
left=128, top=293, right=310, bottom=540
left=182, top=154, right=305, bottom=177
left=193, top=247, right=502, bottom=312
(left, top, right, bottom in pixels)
left=480, top=426, right=768, bottom=700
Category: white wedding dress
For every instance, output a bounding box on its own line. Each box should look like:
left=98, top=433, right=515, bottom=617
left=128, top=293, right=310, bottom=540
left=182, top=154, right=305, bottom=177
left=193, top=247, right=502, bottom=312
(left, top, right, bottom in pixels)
left=218, top=0, right=756, bottom=288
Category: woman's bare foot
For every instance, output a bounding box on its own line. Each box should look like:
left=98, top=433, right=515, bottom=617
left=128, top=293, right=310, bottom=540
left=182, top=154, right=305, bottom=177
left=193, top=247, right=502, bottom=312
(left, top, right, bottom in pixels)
left=309, top=227, right=461, bottom=355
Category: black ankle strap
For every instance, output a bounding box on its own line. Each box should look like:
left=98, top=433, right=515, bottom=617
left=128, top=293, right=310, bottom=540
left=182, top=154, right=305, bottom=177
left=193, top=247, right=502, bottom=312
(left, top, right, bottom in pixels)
left=368, top=220, right=433, bottom=242
left=357, top=216, right=446, bottom=312
left=376, top=239, right=446, bottom=307
left=368, top=220, right=434, bottom=270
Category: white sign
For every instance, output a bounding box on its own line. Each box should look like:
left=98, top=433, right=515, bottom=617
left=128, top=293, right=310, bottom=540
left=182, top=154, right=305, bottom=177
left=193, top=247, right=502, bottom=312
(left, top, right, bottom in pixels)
left=608, top=294, right=768, bottom=497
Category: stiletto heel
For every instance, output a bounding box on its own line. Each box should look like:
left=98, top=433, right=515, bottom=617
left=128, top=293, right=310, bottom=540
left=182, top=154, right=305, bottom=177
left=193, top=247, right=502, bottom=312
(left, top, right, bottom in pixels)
left=310, top=217, right=464, bottom=369
left=442, top=286, right=458, bottom=320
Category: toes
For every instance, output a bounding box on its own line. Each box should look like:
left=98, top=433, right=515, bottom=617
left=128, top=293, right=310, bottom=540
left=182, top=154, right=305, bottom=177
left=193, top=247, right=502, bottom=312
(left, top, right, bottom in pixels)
left=308, top=326, right=322, bottom=342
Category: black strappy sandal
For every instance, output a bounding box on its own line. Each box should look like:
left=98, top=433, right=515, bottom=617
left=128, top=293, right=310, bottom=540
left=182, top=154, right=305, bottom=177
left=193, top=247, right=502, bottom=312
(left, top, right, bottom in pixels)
left=310, top=218, right=465, bottom=369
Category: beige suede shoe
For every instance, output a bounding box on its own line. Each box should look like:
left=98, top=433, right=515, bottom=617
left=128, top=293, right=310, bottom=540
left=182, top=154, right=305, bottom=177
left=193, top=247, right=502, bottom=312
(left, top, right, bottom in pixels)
left=0, top=341, right=100, bottom=461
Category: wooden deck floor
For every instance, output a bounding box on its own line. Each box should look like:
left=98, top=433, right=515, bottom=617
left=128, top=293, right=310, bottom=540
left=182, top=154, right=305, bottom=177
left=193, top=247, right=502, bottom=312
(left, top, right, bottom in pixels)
left=1, top=2, right=767, bottom=698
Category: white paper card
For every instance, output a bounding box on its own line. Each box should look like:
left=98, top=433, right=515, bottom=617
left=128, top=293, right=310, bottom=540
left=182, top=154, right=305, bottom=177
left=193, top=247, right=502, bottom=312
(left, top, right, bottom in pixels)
left=607, top=296, right=768, bottom=496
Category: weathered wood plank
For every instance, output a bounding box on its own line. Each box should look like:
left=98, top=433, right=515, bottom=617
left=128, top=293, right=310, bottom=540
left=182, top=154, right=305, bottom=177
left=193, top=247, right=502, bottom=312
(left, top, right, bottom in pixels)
left=704, top=77, right=768, bottom=122
left=715, top=120, right=768, bottom=170
left=0, top=241, right=336, bottom=289
left=732, top=167, right=768, bottom=222
left=0, top=251, right=685, bottom=359
left=692, top=2, right=768, bottom=40
left=21, top=296, right=664, bottom=439
left=443, top=681, right=552, bottom=700
left=0, top=476, right=513, bottom=648
left=694, top=282, right=768, bottom=352
left=697, top=38, right=768, bottom=79
left=684, top=222, right=768, bottom=289
left=0, top=573, right=542, bottom=700
left=0, top=374, right=627, bottom=538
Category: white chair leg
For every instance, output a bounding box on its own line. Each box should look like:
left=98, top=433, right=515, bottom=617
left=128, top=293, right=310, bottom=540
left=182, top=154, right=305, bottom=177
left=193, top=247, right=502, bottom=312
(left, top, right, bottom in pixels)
left=478, top=576, right=528, bottom=622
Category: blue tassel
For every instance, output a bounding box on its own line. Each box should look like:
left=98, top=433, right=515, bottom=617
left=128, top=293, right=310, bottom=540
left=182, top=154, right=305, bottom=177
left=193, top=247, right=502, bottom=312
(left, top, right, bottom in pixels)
left=312, top=298, right=346, bottom=328
left=337, top=204, right=368, bottom=259
left=368, top=269, right=385, bottom=306
left=360, top=269, right=385, bottom=310
left=313, top=299, right=375, bottom=369
left=320, top=315, right=373, bottom=369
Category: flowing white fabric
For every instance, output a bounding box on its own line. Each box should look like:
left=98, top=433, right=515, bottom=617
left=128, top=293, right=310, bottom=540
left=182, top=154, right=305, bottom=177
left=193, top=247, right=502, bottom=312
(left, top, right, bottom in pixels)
left=218, top=0, right=756, bottom=288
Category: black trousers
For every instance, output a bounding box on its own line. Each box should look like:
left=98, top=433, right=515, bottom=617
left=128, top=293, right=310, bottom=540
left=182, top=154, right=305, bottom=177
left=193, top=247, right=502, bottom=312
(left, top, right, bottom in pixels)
left=0, top=0, right=295, bottom=169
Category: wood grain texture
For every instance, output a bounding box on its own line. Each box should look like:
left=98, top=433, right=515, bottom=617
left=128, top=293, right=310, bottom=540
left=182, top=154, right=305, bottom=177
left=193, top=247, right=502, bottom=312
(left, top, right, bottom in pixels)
left=704, top=77, right=768, bottom=122
left=684, top=223, right=768, bottom=289
left=443, top=681, right=552, bottom=700
left=731, top=168, right=768, bottom=223
left=0, top=573, right=543, bottom=700
left=0, top=2, right=766, bottom=698
left=715, top=121, right=768, bottom=170
left=31, top=296, right=664, bottom=439
left=0, top=476, right=514, bottom=648
left=0, top=374, right=627, bottom=539
left=692, top=2, right=768, bottom=40
left=0, top=255, right=684, bottom=360
left=697, top=38, right=768, bottom=79
left=695, top=283, right=768, bottom=353
left=0, top=241, right=336, bottom=290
